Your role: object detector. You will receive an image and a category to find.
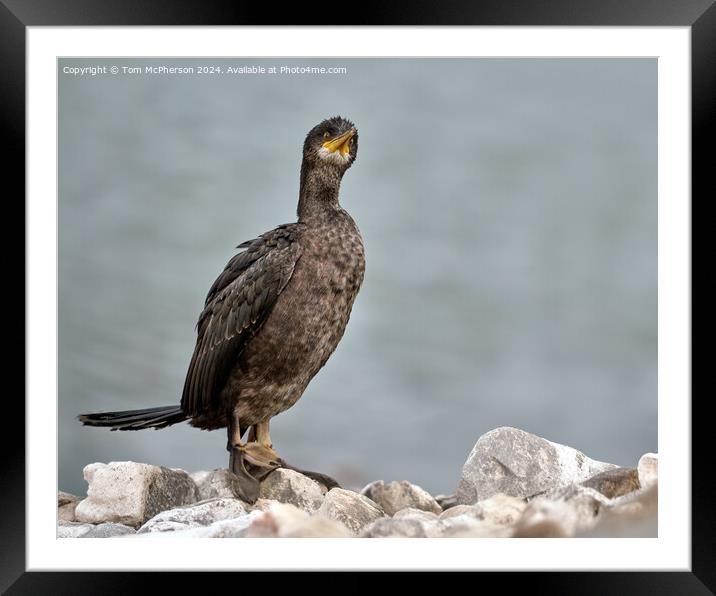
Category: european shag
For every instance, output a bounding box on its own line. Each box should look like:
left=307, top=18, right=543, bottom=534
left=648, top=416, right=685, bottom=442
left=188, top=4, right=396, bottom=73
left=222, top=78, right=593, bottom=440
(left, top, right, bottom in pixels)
left=79, top=116, right=365, bottom=502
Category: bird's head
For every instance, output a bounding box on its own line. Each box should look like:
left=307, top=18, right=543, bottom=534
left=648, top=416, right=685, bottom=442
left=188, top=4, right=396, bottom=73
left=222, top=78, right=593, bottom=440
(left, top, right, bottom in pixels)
left=302, top=116, right=358, bottom=171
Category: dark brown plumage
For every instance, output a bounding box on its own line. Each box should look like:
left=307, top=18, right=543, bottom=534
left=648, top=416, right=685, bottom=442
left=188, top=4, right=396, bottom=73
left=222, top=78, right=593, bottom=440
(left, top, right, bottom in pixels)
left=79, top=116, right=365, bottom=499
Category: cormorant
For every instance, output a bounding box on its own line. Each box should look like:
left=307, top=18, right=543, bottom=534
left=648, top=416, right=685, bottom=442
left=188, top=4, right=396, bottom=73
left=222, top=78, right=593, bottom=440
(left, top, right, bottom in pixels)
left=79, top=116, right=365, bottom=502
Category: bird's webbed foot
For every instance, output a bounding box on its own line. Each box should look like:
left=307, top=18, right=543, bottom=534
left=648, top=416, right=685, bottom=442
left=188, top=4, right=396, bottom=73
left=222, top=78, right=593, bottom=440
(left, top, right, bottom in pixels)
left=226, top=419, right=341, bottom=502
left=228, top=442, right=282, bottom=503
left=273, top=459, right=342, bottom=490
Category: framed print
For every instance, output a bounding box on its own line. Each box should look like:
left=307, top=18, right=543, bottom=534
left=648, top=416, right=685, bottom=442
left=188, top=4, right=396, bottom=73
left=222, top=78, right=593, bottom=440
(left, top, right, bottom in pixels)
left=8, top=0, right=707, bottom=591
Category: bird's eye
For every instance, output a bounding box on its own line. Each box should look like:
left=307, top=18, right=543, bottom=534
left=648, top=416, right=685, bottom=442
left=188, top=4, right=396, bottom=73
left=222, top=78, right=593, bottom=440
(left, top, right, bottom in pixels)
left=323, top=132, right=330, bottom=139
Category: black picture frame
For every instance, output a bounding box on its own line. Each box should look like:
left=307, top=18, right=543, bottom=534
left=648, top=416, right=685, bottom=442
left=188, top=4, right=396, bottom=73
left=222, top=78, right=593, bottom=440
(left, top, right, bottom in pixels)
left=6, top=0, right=706, bottom=592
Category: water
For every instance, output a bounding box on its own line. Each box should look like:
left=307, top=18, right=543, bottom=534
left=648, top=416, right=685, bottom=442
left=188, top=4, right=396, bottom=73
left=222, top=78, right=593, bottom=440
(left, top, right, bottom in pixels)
left=58, top=58, right=657, bottom=496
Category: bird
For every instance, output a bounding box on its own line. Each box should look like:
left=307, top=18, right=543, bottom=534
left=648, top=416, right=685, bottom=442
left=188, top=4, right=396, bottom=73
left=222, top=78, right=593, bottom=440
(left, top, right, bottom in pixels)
left=79, top=116, right=365, bottom=502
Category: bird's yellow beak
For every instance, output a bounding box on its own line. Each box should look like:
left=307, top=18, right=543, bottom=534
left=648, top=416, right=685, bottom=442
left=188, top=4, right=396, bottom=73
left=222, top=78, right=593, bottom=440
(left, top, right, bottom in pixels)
left=321, top=128, right=356, bottom=156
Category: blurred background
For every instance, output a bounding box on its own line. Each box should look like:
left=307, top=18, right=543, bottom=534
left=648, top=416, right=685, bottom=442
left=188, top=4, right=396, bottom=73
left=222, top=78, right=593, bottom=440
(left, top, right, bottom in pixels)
left=59, top=58, right=657, bottom=496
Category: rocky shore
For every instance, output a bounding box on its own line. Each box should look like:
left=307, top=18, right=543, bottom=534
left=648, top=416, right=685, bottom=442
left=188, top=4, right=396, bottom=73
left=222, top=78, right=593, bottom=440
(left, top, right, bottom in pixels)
left=58, top=426, right=657, bottom=538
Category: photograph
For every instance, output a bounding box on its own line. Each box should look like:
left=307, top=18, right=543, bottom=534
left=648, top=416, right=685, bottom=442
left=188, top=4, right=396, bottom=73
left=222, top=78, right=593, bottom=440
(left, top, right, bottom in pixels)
left=56, top=56, right=658, bottom=540
left=7, top=3, right=703, bottom=585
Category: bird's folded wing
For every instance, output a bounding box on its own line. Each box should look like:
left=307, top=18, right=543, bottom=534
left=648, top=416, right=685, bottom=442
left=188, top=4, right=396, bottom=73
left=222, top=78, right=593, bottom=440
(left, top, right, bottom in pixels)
left=181, top=224, right=302, bottom=417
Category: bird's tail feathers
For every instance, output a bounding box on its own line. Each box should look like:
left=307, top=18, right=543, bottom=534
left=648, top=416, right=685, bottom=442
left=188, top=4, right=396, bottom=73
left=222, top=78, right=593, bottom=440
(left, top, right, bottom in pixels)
left=78, top=405, right=188, bottom=431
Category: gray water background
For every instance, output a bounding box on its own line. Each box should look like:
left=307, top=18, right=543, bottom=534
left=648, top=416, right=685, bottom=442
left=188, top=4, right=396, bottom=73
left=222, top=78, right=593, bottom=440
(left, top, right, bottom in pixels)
left=59, top=58, right=657, bottom=496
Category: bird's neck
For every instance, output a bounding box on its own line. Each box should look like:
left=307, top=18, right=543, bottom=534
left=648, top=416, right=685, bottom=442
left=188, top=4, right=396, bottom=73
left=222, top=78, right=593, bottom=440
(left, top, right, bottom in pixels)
left=297, top=162, right=343, bottom=222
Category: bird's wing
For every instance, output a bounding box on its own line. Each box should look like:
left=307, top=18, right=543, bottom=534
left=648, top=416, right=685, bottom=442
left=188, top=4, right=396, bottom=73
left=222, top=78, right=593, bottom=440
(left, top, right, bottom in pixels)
left=181, top=224, right=303, bottom=418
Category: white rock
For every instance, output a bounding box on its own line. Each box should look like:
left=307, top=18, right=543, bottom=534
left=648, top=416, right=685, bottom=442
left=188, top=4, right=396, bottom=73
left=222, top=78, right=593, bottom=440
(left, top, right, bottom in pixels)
left=604, top=484, right=658, bottom=518
left=361, top=517, right=427, bottom=538
left=245, top=502, right=308, bottom=537
left=429, top=515, right=510, bottom=538
left=362, top=508, right=500, bottom=538
left=244, top=502, right=351, bottom=538
left=393, top=507, right=439, bottom=522
left=435, top=494, right=458, bottom=510
left=511, top=501, right=574, bottom=538
left=80, top=522, right=136, bottom=538
left=439, top=504, right=483, bottom=520
left=190, top=469, right=244, bottom=501
left=456, top=427, right=616, bottom=504
left=249, top=498, right=280, bottom=512
left=317, top=488, right=385, bottom=535
left=138, top=498, right=249, bottom=533
left=477, top=493, right=527, bottom=525
left=242, top=509, right=283, bottom=537
left=637, top=453, right=658, bottom=489
left=578, top=484, right=658, bottom=537
left=580, top=467, right=640, bottom=499
left=543, top=483, right=614, bottom=507
left=281, top=515, right=352, bottom=538
left=74, top=461, right=198, bottom=527
left=134, top=510, right=265, bottom=538
left=512, top=486, right=608, bottom=537
left=58, top=491, right=82, bottom=522
left=182, top=512, right=262, bottom=537
left=361, top=480, right=442, bottom=516
left=259, top=469, right=326, bottom=512
left=57, top=521, right=93, bottom=538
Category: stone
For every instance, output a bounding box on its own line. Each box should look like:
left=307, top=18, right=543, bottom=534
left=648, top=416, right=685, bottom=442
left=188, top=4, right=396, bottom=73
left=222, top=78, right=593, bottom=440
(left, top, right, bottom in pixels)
left=190, top=469, right=245, bottom=501
left=393, top=507, right=439, bottom=523
left=438, top=496, right=526, bottom=528
left=456, top=427, right=616, bottom=504
left=578, top=484, right=658, bottom=537
left=242, top=515, right=280, bottom=537
left=435, top=494, right=459, bottom=511
left=317, top=488, right=385, bottom=535
left=474, top=493, right=527, bottom=526
left=80, top=522, right=136, bottom=538
left=58, top=491, right=82, bottom=522
left=511, top=503, right=571, bottom=538
left=361, top=517, right=427, bottom=538
left=439, top=504, right=484, bottom=520
left=58, top=491, right=81, bottom=506
left=281, top=515, right=352, bottom=538
left=138, top=498, right=249, bottom=533
left=243, top=502, right=305, bottom=537
left=543, top=483, right=613, bottom=507
left=74, top=461, right=198, bottom=527
left=581, top=467, right=640, bottom=499
left=134, top=510, right=264, bottom=538
left=258, top=469, right=326, bottom=512
left=362, top=507, right=507, bottom=538
left=512, top=486, right=608, bottom=537
left=430, top=515, right=510, bottom=538
left=637, top=453, right=658, bottom=489
left=360, top=480, right=442, bottom=516
left=57, top=520, right=94, bottom=538
left=183, top=511, right=263, bottom=537
left=249, top=498, right=280, bottom=512
left=605, top=484, right=658, bottom=519
left=244, top=502, right=351, bottom=538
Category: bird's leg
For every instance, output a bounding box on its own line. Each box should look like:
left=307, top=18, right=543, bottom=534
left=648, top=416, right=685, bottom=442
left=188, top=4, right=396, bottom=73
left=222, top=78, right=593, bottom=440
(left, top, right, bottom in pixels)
left=255, top=421, right=275, bottom=450
left=236, top=417, right=342, bottom=491
left=239, top=421, right=282, bottom=480
left=255, top=421, right=341, bottom=489
left=228, top=416, right=282, bottom=502
left=226, top=408, right=261, bottom=503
